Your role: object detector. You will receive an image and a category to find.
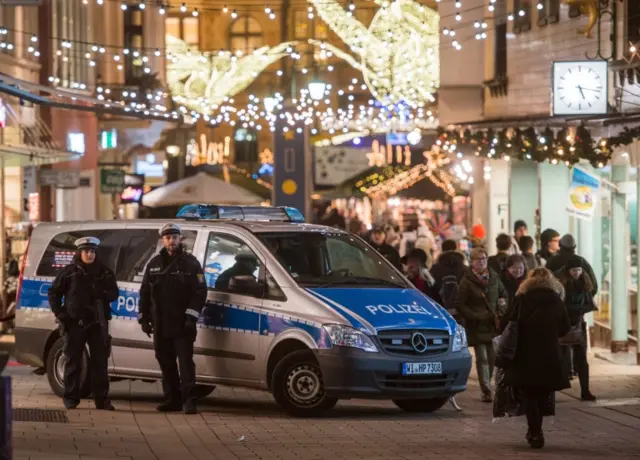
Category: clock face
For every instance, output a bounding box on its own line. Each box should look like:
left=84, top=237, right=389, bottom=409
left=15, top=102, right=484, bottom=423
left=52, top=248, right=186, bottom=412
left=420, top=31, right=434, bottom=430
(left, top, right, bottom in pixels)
left=552, top=61, right=608, bottom=116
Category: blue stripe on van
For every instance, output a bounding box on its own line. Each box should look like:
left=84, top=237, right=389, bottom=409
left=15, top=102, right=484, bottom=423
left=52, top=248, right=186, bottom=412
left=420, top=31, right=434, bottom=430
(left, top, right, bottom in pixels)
left=18, top=278, right=327, bottom=346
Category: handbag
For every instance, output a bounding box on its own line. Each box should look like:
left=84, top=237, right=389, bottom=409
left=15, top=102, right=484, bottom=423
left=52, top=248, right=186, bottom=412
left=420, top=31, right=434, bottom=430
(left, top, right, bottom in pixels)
left=559, top=323, right=583, bottom=346
left=493, top=301, right=521, bottom=366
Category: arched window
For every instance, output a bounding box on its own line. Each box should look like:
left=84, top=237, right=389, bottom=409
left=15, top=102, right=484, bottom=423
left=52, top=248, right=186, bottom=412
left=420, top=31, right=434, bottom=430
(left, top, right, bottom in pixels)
left=229, top=16, right=263, bottom=54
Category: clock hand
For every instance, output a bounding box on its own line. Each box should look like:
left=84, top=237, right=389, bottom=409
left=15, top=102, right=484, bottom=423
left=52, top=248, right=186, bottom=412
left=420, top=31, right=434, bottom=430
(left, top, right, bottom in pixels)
left=580, top=87, right=601, bottom=92
left=576, top=85, right=585, bottom=99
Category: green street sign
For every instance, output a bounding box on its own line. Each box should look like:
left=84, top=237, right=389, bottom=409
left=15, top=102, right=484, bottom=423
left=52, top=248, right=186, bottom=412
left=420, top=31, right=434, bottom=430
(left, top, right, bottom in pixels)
left=100, top=169, right=125, bottom=194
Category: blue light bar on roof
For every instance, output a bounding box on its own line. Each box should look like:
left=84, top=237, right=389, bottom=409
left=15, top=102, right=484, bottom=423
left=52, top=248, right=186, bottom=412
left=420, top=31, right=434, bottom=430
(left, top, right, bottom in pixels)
left=176, top=204, right=305, bottom=223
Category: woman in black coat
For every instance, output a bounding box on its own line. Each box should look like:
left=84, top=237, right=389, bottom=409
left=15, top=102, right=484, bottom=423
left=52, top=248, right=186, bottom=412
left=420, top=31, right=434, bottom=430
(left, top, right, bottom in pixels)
left=499, top=254, right=527, bottom=310
left=505, top=268, right=570, bottom=449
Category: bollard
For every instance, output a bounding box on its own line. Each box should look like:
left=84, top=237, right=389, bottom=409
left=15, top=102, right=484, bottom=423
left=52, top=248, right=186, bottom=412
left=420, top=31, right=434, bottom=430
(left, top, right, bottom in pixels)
left=0, top=351, right=10, bottom=459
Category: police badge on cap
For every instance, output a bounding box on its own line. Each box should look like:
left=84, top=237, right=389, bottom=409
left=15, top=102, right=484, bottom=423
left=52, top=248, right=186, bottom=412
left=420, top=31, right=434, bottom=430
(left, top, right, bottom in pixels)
left=159, top=222, right=182, bottom=237
left=75, top=236, right=100, bottom=250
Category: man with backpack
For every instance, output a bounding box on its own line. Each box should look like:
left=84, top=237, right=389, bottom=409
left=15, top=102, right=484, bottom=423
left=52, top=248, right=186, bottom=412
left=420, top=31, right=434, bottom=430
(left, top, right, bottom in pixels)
left=429, top=239, right=467, bottom=321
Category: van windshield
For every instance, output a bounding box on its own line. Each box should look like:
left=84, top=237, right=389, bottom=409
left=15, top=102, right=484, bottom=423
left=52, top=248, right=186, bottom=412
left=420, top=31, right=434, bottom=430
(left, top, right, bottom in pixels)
left=257, top=232, right=407, bottom=288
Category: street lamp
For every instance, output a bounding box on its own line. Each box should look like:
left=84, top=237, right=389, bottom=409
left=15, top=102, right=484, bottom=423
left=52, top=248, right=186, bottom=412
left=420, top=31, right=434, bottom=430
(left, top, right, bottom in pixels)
left=308, top=79, right=326, bottom=101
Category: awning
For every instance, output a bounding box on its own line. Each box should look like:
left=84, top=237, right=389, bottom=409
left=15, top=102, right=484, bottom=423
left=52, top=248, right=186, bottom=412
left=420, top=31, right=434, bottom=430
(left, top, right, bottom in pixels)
left=0, top=101, right=78, bottom=167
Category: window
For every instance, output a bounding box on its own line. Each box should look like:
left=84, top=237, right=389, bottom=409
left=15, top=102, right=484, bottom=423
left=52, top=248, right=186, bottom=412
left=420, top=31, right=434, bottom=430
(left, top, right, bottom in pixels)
left=53, top=0, right=90, bottom=88
left=165, top=16, right=199, bottom=47
left=229, top=16, right=263, bottom=54
left=115, top=229, right=197, bottom=282
left=494, top=0, right=507, bottom=78
left=234, top=128, right=258, bottom=168
left=0, top=6, right=16, bottom=56
left=124, top=8, right=144, bottom=83
left=36, top=230, right=123, bottom=277
left=203, top=233, right=262, bottom=292
left=628, top=0, right=640, bottom=45
left=537, top=0, right=559, bottom=26
left=256, top=232, right=407, bottom=288
left=23, top=6, right=38, bottom=61
left=293, top=9, right=328, bottom=39
left=513, top=0, right=532, bottom=34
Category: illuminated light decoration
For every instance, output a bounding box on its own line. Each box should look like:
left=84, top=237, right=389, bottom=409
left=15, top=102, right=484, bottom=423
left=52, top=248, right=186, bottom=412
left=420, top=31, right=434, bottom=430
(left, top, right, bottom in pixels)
left=308, top=0, right=439, bottom=108
left=259, top=148, right=274, bottom=165
left=186, top=134, right=231, bottom=166
left=166, top=35, right=295, bottom=114
left=308, top=80, right=327, bottom=100
left=366, top=140, right=412, bottom=167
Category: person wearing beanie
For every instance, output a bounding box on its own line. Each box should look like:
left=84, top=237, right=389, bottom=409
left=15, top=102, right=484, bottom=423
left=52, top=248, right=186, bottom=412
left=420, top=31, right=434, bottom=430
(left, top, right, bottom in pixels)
left=536, top=228, right=561, bottom=267
left=370, top=225, right=402, bottom=270
left=48, top=236, right=119, bottom=411
left=555, top=255, right=597, bottom=401
left=139, top=222, right=208, bottom=414
left=546, top=234, right=598, bottom=296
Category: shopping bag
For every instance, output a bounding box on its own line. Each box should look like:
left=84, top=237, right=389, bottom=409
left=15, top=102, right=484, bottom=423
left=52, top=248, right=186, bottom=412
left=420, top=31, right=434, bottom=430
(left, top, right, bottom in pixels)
left=559, top=323, right=583, bottom=346
left=492, top=368, right=523, bottom=419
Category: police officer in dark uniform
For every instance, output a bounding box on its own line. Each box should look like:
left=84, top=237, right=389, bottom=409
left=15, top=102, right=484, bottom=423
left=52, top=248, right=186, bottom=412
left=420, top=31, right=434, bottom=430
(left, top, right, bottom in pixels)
left=138, top=223, right=207, bottom=414
left=48, top=237, right=119, bottom=410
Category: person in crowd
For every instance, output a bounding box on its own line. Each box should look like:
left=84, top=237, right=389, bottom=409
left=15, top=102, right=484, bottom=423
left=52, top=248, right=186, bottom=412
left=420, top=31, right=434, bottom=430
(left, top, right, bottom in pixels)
left=546, top=234, right=598, bottom=296
left=518, top=236, right=540, bottom=271
left=470, top=223, right=487, bottom=249
left=347, top=215, right=363, bottom=235
left=555, top=256, right=597, bottom=401
left=488, top=233, right=512, bottom=275
left=404, top=249, right=435, bottom=294
left=536, top=229, right=561, bottom=267
left=504, top=268, right=570, bottom=449
left=500, top=255, right=528, bottom=309
left=215, top=252, right=260, bottom=290
left=385, top=223, right=402, bottom=251
left=509, top=220, right=528, bottom=254
left=48, top=237, right=119, bottom=410
left=322, top=208, right=346, bottom=229
left=455, top=247, right=507, bottom=402
left=138, top=223, right=208, bottom=414
left=370, top=226, right=402, bottom=270
left=428, top=239, right=467, bottom=320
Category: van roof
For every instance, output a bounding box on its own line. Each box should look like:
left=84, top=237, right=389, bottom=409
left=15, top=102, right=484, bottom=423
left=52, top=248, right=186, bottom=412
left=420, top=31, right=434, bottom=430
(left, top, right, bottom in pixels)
left=33, top=219, right=348, bottom=235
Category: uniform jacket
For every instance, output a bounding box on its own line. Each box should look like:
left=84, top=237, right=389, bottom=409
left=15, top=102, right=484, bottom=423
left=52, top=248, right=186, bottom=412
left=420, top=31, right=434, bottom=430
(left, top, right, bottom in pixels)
left=505, top=276, right=571, bottom=392
left=139, top=247, right=207, bottom=338
left=545, top=248, right=598, bottom=295
left=48, top=257, right=119, bottom=324
left=454, top=269, right=507, bottom=346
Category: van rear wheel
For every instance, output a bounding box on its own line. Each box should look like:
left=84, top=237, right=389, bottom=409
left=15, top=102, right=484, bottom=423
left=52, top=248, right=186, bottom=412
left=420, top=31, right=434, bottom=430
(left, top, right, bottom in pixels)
left=272, top=349, right=337, bottom=417
left=393, top=397, right=448, bottom=413
left=46, top=337, right=91, bottom=398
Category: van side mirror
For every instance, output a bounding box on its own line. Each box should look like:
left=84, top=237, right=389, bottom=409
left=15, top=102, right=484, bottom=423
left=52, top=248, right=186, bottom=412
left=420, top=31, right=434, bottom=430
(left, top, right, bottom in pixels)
left=229, top=275, right=263, bottom=297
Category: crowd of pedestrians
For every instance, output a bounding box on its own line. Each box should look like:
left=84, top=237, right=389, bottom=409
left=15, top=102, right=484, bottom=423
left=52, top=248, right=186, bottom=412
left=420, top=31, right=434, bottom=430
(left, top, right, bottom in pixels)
left=358, top=215, right=600, bottom=450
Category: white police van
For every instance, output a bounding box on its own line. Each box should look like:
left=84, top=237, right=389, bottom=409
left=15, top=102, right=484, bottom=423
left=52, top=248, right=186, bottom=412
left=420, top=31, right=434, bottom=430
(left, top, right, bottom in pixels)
left=14, top=205, right=471, bottom=416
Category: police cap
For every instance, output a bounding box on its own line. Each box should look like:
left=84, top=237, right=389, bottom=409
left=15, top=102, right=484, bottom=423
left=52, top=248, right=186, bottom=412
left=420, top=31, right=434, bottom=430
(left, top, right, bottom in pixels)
left=159, top=222, right=182, bottom=237
left=75, top=236, right=100, bottom=250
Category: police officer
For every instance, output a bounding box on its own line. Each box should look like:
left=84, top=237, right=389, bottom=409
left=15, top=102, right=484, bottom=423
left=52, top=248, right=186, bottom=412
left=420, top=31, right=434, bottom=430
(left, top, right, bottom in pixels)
left=138, top=223, right=207, bottom=414
left=48, top=237, right=119, bottom=410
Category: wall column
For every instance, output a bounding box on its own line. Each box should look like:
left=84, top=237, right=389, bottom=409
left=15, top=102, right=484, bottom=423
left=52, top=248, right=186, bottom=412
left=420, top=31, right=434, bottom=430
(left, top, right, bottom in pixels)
left=538, top=163, right=571, bottom=237
left=611, top=162, right=629, bottom=353
left=577, top=164, right=596, bottom=327
left=509, top=161, right=539, bottom=237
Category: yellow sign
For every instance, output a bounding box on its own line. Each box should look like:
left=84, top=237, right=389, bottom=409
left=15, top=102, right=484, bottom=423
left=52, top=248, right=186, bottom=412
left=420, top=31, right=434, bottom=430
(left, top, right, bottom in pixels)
left=186, top=134, right=231, bottom=167
left=281, top=179, right=298, bottom=195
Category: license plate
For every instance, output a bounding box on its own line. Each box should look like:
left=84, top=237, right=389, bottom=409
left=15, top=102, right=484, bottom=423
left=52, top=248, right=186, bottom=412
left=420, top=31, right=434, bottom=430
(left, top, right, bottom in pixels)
left=402, top=362, right=443, bottom=375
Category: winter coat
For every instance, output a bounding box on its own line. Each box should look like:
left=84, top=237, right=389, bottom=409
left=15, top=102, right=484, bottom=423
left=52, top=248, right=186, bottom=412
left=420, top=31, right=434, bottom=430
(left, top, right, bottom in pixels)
left=488, top=253, right=508, bottom=276
left=139, top=247, right=208, bottom=338
left=555, top=270, right=597, bottom=326
left=370, top=242, right=402, bottom=270
left=522, top=253, right=540, bottom=271
left=500, top=271, right=526, bottom=311
left=545, top=248, right=598, bottom=295
left=454, top=269, right=507, bottom=346
left=535, top=248, right=554, bottom=268
left=506, top=276, right=571, bottom=392
left=428, top=251, right=467, bottom=306
left=48, top=256, right=119, bottom=325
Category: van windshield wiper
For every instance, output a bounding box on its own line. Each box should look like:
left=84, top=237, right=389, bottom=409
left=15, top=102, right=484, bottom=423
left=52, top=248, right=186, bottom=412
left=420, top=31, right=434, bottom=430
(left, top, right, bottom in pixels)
left=315, top=276, right=405, bottom=289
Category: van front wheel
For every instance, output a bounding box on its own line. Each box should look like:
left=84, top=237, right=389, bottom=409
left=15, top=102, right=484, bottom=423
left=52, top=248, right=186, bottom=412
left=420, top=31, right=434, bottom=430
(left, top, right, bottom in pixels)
left=393, top=397, right=448, bottom=413
left=271, top=349, right=337, bottom=417
left=46, top=337, right=91, bottom=399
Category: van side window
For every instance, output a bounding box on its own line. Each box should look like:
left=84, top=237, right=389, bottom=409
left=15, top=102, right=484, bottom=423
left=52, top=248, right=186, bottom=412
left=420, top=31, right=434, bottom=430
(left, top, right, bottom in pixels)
left=36, top=230, right=122, bottom=277
left=203, top=233, right=261, bottom=294
left=117, top=230, right=197, bottom=282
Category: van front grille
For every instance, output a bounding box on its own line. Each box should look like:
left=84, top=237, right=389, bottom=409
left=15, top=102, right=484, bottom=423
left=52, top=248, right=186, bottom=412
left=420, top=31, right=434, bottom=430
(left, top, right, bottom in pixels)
left=377, top=329, right=450, bottom=356
left=376, top=373, right=456, bottom=390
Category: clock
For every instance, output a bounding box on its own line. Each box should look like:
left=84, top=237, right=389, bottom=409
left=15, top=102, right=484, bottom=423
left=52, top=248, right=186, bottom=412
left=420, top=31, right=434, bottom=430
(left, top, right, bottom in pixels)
left=552, top=60, right=608, bottom=116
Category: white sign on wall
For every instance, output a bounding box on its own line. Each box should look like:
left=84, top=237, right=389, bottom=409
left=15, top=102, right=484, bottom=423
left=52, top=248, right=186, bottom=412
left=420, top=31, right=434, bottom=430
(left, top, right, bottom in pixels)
left=314, top=146, right=371, bottom=186
left=67, top=132, right=86, bottom=154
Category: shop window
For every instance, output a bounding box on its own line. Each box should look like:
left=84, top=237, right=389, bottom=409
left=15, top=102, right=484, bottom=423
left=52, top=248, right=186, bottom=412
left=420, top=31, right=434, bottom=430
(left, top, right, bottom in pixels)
left=628, top=0, right=640, bottom=46
left=537, top=0, right=560, bottom=26
left=52, top=0, right=90, bottom=88
left=234, top=128, right=259, bottom=170
left=203, top=233, right=262, bottom=293
left=229, top=15, right=263, bottom=54
left=165, top=16, right=199, bottom=47
left=513, top=0, right=532, bottom=34
left=124, top=7, right=144, bottom=84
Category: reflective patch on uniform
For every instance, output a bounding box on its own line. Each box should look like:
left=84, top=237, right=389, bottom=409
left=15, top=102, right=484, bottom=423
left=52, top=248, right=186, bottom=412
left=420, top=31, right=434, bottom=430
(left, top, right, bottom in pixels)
left=197, top=274, right=205, bottom=284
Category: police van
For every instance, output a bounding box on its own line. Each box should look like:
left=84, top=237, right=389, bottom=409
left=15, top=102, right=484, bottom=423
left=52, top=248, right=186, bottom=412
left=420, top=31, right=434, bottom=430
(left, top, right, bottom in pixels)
left=14, top=205, right=471, bottom=416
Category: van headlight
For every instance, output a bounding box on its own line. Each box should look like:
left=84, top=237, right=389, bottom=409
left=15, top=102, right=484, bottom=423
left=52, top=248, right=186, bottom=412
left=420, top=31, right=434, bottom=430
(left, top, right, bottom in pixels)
left=452, top=325, right=468, bottom=352
left=322, top=324, right=379, bottom=353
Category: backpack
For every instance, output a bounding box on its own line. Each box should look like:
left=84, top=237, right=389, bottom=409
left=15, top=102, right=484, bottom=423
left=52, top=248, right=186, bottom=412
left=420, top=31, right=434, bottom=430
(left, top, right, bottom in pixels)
left=439, top=274, right=460, bottom=312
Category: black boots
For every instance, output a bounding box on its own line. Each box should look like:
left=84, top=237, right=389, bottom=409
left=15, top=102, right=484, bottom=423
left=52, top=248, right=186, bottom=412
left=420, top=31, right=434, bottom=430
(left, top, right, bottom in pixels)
left=527, top=430, right=545, bottom=449
left=156, top=400, right=183, bottom=412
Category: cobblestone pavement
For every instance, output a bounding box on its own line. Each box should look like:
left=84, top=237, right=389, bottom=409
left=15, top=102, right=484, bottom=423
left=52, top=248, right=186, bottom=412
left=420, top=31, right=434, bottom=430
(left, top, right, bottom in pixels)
left=6, top=357, right=640, bottom=460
